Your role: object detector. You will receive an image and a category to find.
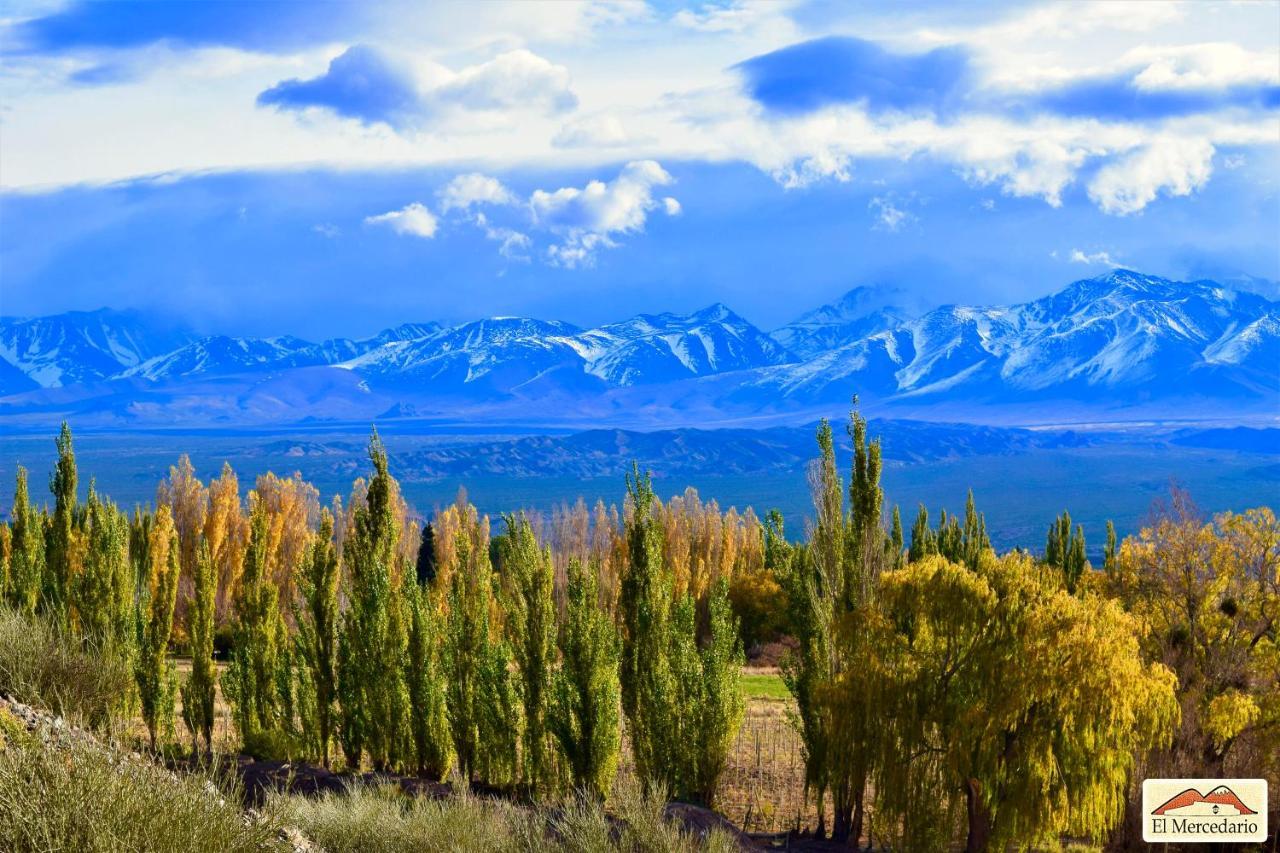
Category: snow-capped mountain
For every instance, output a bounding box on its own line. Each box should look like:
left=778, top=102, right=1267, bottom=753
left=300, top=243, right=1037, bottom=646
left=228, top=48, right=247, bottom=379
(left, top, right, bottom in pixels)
left=749, top=269, right=1280, bottom=407
left=0, top=271, right=1275, bottom=428
left=119, top=323, right=442, bottom=382
left=574, top=303, right=792, bottom=386
left=0, top=308, right=194, bottom=392
left=772, top=286, right=911, bottom=360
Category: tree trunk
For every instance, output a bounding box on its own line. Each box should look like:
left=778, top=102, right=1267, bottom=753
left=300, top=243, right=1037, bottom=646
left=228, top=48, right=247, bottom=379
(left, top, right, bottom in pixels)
left=850, top=780, right=865, bottom=848
left=965, top=777, right=992, bottom=853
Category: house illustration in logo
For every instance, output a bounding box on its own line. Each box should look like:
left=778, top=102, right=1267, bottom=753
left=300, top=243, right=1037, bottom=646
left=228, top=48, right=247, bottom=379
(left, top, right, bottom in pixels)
left=1152, top=785, right=1258, bottom=817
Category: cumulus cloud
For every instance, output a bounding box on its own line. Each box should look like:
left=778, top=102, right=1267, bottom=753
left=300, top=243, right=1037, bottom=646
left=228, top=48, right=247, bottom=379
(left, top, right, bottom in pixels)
left=364, top=202, right=438, bottom=238
left=1087, top=138, right=1214, bottom=215
left=258, top=45, right=425, bottom=130
left=437, top=173, right=517, bottom=212
left=1069, top=248, right=1120, bottom=266
left=257, top=45, right=576, bottom=131
left=531, top=160, right=679, bottom=267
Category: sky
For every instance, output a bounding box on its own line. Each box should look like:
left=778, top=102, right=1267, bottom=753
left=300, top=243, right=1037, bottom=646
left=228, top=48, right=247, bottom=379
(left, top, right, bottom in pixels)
left=0, top=0, right=1277, bottom=338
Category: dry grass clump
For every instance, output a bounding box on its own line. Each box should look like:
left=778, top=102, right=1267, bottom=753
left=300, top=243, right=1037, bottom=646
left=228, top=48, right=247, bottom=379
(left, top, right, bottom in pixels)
left=0, top=607, right=133, bottom=728
left=275, top=775, right=741, bottom=853
left=0, top=736, right=280, bottom=852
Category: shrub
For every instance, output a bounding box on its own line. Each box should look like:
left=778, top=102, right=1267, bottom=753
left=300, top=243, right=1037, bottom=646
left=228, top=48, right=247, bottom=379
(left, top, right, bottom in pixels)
left=0, top=736, right=279, bottom=852
left=0, top=607, right=132, bottom=729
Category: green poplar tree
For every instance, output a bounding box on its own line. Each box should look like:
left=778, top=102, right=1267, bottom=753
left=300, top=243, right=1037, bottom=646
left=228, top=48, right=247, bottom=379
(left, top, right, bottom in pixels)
left=498, top=514, right=558, bottom=795
left=550, top=558, right=620, bottom=802
left=908, top=504, right=935, bottom=563
left=1045, top=510, right=1088, bottom=592
left=889, top=505, right=905, bottom=569
left=45, top=422, right=79, bottom=618
left=8, top=466, right=45, bottom=617
left=181, top=540, right=217, bottom=755
left=1103, top=519, right=1118, bottom=575
left=404, top=576, right=451, bottom=779
left=74, top=483, right=133, bottom=652
left=444, top=515, right=506, bottom=783
left=226, top=503, right=285, bottom=742
left=337, top=430, right=408, bottom=771
left=136, top=504, right=180, bottom=750
left=296, top=510, right=340, bottom=768
left=618, top=464, right=679, bottom=792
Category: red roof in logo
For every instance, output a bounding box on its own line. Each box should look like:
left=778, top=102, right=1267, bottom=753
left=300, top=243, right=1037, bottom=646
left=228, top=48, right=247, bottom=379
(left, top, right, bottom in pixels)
left=1153, top=786, right=1257, bottom=816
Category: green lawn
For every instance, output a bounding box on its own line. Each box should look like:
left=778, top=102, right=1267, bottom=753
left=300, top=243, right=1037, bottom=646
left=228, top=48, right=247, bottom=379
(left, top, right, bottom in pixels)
left=741, top=671, right=790, bottom=701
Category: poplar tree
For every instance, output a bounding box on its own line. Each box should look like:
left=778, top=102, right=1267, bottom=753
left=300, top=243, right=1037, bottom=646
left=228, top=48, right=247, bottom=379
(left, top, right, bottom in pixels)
left=1103, top=519, right=1118, bottom=575
left=783, top=411, right=887, bottom=841
left=444, top=512, right=504, bottom=783
left=498, top=514, right=558, bottom=795
left=46, top=422, right=79, bottom=617
left=1046, top=510, right=1088, bottom=592
left=181, top=540, right=217, bottom=755
left=296, top=510, right=340, bottom=768
left=74, top=484, right=133, bottom=652
left=889, top=505, right=905, bottom=569
left=908, top=504, right=935, bottom=563
left=415, top=521, right=438, bottom=585
left=0, top=522, right=10, bottom=601
left=619, top=465, right=743, bottom=806
left=226, top=503, right=286, bottom=741
left=337, top=430, right=408, bottom=771
left=618, top=464, right=680, bottom=792
left=8, top=467, right=45, bottom=617
left=551, top=558, right=620, bottom=802
left=404, top=576, right=451, bottom=779
left=136, top=505, right=180, bottom=750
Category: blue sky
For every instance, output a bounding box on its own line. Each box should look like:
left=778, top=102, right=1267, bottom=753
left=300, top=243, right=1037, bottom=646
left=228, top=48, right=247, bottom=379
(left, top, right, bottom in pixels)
left=0, top=0, right=1277, bottom=336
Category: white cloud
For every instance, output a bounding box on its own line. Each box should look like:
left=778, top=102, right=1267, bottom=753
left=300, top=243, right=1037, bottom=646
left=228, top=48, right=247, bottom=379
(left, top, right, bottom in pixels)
left=1087, top=137, right=1214, bottom=215
left=553, top=114, right=632, bottom=148
left=1069, top=248, right=1121, bottom=267
left=869, top=196, right=913, bottom=231
left=437, top=173, right=516, bottom=212
left=312, top=223, right=340, bottom=238
left=364, top=202, right=438, bottom=238
left=531, top=160, right=679, bottom=267
left=474, top=212, right=532, bottom=261
left=1128, top=42, right=1279, bottom=91
left=662, top=196, right=681, bottom=215
left=436, top=49, right=577, bottom=115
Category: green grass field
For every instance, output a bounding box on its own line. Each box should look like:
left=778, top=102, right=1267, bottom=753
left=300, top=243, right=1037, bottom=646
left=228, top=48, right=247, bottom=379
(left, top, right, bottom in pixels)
left=741, top=671, right=789, bottom=702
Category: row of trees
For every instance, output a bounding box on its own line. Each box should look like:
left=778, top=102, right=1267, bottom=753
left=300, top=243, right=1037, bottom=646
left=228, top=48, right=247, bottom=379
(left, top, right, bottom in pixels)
left=0, top=426, right=744, bottom=806
left=1, top=419, right=1275, bottom=849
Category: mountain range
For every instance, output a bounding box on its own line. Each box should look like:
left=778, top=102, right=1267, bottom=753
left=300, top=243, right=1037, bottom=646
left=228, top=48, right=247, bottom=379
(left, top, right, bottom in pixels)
left=1, top=270, right=1276, bottom=429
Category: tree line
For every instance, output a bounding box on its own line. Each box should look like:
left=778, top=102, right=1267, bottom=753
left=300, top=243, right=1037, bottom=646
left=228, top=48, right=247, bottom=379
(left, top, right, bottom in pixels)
left=0, top=420, right=1275, bottom=850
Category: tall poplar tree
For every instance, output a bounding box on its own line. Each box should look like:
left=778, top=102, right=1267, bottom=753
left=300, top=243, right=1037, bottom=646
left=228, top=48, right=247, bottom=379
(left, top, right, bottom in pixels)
left=498, top=514, right=558, bottom=795
left=551, top=558, right=620, bottom=802
left=46, top=421, right=79, bottom=617
left=181, top=540, right=217, bottom=755
left=226, top=502, right=286, bottom=741
left=296, top=510, right=340, bottom=768
left=404, top=575, right=451, bottom=779
left=74, top=483, right=133, bottom=652
left=8, top=467, right=45, bottom=617
left=337, top=430, right=408, bottom=771
left=136, top=504, right=180, bottom=750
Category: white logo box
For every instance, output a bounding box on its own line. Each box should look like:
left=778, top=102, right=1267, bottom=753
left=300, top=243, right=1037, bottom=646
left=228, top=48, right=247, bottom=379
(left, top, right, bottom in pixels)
left=1143, top=778, right=1268, bottom=844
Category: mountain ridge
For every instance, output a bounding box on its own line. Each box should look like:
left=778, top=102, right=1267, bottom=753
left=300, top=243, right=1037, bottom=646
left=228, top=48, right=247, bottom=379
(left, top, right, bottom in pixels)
left=2, top=270, right=1276, bottom=428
